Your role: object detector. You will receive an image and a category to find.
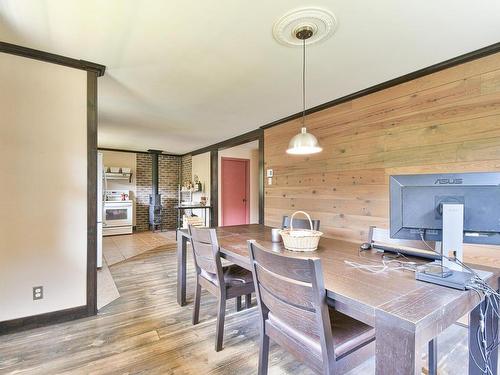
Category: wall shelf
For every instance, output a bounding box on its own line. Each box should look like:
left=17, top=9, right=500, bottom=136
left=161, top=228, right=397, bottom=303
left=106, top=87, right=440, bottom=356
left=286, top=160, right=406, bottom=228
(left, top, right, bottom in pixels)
left=105, top=172, right=133, bottom=183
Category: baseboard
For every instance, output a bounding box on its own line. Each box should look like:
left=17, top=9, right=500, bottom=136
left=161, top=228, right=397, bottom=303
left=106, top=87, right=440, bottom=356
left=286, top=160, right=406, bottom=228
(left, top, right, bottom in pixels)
left=0, top=305, right=89, bottom=335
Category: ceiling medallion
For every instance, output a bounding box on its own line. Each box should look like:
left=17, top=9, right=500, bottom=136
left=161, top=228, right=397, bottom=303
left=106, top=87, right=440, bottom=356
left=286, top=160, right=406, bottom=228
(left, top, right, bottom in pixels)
left=272, top=8, right=337, bottom=47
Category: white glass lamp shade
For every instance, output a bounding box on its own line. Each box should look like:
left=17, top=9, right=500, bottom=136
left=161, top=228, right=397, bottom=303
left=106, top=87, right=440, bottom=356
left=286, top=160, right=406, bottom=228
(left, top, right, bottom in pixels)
left=286, top=127, right=322, bottom=155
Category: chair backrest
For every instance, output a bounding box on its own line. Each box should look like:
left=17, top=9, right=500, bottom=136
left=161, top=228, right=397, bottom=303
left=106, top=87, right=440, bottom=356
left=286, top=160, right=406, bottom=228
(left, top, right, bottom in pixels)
left=282, top=215, right=320, bottom=231
left=188, top=225, right=224, bottom=285
left=248, top=240, right=334, bottom=364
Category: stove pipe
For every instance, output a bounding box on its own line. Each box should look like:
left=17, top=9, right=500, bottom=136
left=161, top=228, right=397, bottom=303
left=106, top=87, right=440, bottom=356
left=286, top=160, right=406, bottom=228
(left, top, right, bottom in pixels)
left=151, top=151, right=159, bottom=197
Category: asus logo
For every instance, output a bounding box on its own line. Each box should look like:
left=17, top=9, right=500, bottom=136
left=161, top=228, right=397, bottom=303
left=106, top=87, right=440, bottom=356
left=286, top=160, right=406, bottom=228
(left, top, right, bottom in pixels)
left=434, top=178, right=463, bottom=185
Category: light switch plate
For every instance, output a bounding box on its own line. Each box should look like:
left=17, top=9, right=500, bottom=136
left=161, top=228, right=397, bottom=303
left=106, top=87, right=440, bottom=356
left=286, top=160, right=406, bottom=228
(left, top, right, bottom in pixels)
left=266, top=169, right=273, bottom=178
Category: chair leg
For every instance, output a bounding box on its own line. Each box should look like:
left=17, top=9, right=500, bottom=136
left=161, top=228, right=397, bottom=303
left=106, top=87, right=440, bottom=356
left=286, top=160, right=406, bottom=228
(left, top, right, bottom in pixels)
left=236, top=296, right=242, bottom=312
left=428, top=338, right=437, bottom=375
left=245, top=293, right=252, bottom=309
left=192, top=281, right=201, bottom=325
left=258, top=333, right=270, bottom=375
left=215, top=296, right=226, bottom=352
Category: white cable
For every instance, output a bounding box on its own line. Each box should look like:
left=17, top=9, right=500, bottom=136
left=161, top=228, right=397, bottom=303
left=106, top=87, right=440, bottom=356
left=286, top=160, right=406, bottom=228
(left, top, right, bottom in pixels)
left=419, top=232, right=436, bottom=251
left=353, top=233, right=500, bottom=374
left=466, top=281, right=500, bottom=375
left=344, top=260, right=389, bottom=274
left=418, top=230, right=500, bottom=374
left=344, top=258, right=417, bottom=274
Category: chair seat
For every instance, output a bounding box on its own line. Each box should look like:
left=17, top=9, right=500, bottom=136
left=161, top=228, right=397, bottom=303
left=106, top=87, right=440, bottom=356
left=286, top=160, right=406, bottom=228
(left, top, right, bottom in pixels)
left=220, top=258, right=234, bottom=268
left=329, top=310, right=375, bottom=358
left=268, top=308, right=375, bottom=359
left=200, top=265, right=254, bottom=287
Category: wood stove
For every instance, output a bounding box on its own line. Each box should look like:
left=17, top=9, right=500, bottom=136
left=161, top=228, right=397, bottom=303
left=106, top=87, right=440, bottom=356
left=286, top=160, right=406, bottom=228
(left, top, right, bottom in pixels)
left=148, top=149, right=162, bottom=231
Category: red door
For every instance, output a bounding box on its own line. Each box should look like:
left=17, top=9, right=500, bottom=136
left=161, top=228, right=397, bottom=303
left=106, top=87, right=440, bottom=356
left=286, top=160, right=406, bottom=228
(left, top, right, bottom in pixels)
left=221, top=157, right=250, bottom=226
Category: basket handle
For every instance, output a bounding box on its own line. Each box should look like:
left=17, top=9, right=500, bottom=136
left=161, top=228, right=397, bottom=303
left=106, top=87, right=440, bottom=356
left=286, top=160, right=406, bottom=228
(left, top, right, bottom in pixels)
left=290, top=211, right=313, bottom=232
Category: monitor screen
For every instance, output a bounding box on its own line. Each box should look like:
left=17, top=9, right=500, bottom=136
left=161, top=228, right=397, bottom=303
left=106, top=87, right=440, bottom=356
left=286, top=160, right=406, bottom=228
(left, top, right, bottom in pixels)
left=390, top=172, right=500, bottom=245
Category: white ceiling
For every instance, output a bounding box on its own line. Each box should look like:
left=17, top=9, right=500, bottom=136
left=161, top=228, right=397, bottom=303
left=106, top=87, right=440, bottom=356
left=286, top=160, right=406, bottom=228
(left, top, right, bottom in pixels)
left=1, top=1, right=500, bottom=154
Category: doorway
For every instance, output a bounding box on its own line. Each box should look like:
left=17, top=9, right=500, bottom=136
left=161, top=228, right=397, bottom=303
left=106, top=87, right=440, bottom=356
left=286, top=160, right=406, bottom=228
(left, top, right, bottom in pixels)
left=221, top=157, right=250, bottom=226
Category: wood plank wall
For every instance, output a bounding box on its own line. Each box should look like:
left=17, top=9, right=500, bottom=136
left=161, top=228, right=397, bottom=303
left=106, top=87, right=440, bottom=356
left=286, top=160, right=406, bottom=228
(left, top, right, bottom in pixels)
left=264, top=52, right=500, bottom=260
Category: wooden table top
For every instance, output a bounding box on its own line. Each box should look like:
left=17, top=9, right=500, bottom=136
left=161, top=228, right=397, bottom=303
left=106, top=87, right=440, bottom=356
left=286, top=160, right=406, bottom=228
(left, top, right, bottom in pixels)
left=179, top=224, right=499, bottom=331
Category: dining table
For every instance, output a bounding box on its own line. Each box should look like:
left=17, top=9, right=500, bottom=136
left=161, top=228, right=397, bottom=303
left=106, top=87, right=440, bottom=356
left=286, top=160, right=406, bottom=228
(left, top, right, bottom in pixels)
left=176, top=224, right=500, bottom=375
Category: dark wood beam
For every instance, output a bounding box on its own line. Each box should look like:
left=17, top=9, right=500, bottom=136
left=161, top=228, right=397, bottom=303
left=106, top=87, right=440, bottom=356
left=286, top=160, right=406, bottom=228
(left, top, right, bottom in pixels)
left=258, top=131, right=265, bottom=225
left=98, top=147, right=180, bottom=156
left=0, top=42, right=105, bottom=335
left=86, top=71, right=98, bottom=316
left=0, top=41, right=106, bottom=76
left=210, top=150, right=218, bottom=226
left=0, top=306, right=88, bottom=335
left=190, top=130, right=264, bottom=226
left=185, top=43, right=500, bottom=154
left=260, top=41, right=500, bottom=130
left=189, top=129, right=262, bottom=156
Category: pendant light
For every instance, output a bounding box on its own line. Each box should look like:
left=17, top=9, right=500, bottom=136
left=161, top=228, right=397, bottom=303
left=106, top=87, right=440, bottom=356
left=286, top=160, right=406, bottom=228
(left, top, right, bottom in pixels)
left=286, top=26, right=322, bottom=155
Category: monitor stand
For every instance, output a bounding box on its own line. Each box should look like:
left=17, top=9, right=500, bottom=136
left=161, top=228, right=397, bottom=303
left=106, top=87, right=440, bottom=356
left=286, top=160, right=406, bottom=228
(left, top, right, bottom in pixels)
left=416, top=264, right=491, bottom=290
left=415, top=203, right=492, bottom=290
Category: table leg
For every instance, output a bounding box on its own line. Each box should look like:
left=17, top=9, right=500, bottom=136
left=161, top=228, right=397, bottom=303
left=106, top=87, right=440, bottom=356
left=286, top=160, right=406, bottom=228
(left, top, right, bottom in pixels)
left=177, top=232, right=188, bottom=306
left=376, top=311, right=421, bottom=375
left=469, top=298, right=498, bottom=375
left=176, top=209, right=181, bottom=240
left=428, top=339, right=437, bottom=375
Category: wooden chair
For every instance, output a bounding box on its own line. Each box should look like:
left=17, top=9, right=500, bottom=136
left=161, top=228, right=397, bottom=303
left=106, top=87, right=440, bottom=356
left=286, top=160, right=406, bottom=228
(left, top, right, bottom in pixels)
left=248, top=240, right=375, bottom=374
left=189, top=225, right=255, bottom=351
left=282, top=215, right=321, bottom=231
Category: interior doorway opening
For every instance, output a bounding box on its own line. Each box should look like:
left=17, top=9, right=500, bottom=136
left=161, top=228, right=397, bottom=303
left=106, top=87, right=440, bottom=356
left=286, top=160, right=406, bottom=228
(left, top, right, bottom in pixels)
left=218, top=141, right=260, bottom=226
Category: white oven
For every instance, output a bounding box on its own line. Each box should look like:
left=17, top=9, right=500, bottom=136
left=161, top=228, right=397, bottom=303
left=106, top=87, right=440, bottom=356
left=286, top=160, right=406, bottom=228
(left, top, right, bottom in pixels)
left=103, top=190, right=133, bottom=236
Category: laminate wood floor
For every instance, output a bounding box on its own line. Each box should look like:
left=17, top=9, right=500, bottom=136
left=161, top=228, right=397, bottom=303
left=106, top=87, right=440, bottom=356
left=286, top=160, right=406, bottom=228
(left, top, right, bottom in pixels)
left=103, top=230, right=177, bottom=266
left=0, top=242, right=472, bottom=374
left=98, top=230, right=177, bottom=309
left=97, top=258, right=120, bottom=310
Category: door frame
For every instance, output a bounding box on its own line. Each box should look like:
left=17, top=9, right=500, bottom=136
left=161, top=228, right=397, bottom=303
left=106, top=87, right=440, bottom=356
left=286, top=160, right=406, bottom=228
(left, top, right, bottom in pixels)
left=220, top=157, right=250, bottom=226
left=192, top=128, right=264, bottom=227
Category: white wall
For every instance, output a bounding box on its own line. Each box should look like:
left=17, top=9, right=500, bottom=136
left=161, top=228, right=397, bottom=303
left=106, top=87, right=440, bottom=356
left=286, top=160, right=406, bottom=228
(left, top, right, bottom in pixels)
left=101, top=150, right=137, bottom=225
left=218, top=141, right=259, bottom=225
left=0, top=53, right=88, bottom=321
left=191, top=152, right=211, bottom=224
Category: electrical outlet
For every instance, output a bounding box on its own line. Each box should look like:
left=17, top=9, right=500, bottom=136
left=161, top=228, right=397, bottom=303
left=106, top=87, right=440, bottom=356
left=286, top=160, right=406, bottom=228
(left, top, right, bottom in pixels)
left=33, top=286, right=43, bottom=300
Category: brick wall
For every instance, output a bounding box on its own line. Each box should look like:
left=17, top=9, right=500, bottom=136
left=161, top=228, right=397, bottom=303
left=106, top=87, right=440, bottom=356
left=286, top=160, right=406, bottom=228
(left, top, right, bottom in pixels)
left=135, top=153, right=152, bottom=232
left=135, top=153, right=192, bottom=231
left=181, top=154, right=192, bottom=186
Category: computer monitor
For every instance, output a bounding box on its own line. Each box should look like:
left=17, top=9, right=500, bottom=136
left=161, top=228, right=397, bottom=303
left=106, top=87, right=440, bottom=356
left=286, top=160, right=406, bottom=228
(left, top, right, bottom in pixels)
left=389, top=172, right=500, bottom=289
left=390, top=172, right=500, bottom=245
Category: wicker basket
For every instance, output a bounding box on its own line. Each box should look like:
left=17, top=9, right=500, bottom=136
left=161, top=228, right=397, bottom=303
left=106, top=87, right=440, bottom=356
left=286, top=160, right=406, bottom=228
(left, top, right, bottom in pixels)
left=279, top=211, right=323, bottom=252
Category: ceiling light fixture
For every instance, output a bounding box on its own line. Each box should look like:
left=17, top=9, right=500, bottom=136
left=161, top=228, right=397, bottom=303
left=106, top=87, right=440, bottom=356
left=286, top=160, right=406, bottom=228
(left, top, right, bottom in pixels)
left=286, top=25, right=322, bottom=155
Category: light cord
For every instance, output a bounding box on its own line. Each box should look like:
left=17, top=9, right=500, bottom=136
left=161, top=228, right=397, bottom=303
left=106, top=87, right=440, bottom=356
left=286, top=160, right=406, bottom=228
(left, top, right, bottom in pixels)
left=302, top=38, right=306, bottom=127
